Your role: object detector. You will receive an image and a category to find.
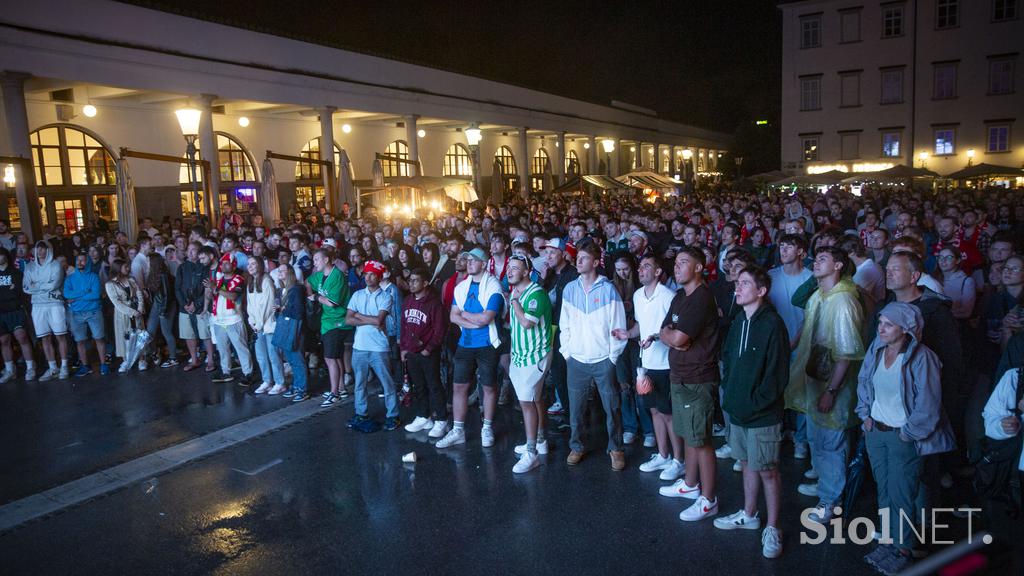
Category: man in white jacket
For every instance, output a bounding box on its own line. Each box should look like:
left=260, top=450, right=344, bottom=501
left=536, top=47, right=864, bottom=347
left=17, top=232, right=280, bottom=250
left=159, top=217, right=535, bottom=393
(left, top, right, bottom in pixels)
left=23, top=240, right=69, bottom=380
left=560, top=242, right=627, bottom=470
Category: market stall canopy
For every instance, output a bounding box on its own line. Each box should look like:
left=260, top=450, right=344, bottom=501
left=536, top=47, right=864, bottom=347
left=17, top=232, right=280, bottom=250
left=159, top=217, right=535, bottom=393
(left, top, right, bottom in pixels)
left=839, top=164, right=939, bottom=184
left=382, top=175, right=472, bottom=192
left=944, top=163, right=1024, bottom=180
left=583, top=175, right=633, bottom=189
left=749, top=170, right=790, bottom=181
left=616, top=170, right=681, bottom=189
left=771, top=173, right=841, bottom=186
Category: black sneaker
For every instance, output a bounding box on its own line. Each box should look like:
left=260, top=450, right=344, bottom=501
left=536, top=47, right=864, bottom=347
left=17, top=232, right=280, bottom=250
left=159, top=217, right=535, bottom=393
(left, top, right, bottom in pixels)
left=237, top=373, right=254, bottom=387
left=291, top=392, right=309, bottom=403
left=384, top=416, right=400, bottom=431
left=282, top=388, right=298, bottom=398
left=339, top=387, right=350, bottom=398
left=211, top=371, right=234, bottom=383
left=320, top=393, right=338, bottom=407
left=347, top=413, right=368, bottom=428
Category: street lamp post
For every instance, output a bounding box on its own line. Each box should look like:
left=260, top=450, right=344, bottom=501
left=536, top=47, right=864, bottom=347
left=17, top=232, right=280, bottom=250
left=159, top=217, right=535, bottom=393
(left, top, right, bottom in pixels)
left=601, top=139, right=615, bottom=176
left=175, top=108, right=203, bottom=225
left=465, top=123, right=482, bottom=197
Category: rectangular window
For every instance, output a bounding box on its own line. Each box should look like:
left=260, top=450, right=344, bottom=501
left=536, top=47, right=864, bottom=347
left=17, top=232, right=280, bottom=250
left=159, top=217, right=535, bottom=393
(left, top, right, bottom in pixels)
left=881, top=68, right=904, bottom=103
left=840, top=73, right=861, bottom=107
left=800, top=76, right=822, bottom=110
left=800, top=14, right=822, bottom=48
left=802, top=137, right=820, bottom=161
left=936, top=0, right=959, bottom=28
left=840, top=133, right=860, bottom=159
left=988, top=125, right=1010, bottom=152
left=840, top=9, right=861, bottom=43
left=933, top=63, right=958, bottom=99
left=882, top=132, right=902, bottom=157
left=993, top=0, right=1018, bottom=21
left=882, top=4, right=904, bottom=36
left=989, top=58, right=1016, bottom=94
left=934, top=128, right=956, bottom=155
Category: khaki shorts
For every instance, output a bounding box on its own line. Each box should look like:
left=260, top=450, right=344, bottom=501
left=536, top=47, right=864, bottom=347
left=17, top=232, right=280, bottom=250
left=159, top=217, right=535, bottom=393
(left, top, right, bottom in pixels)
left=178, top=312, right=211, bottom=340
left=671, top=381, right=716, bottom=447
left=728, top=423, right=783, bottom=471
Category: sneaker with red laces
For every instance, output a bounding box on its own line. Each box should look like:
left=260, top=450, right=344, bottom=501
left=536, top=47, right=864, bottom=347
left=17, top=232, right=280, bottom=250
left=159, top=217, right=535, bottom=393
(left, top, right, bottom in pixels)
left=680, top=495, right=718, bottom=522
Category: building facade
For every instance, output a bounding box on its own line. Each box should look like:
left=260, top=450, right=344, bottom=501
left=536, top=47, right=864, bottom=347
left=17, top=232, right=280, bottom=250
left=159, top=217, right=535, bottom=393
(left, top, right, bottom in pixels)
left=780, top=0, right=1023, bottom=175
left=0, top=0, right=730, bottom=239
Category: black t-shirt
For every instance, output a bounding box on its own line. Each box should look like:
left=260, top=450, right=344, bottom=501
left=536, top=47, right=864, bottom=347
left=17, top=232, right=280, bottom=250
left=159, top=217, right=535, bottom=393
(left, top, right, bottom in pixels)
left=663, top=283, right=720, bottom=384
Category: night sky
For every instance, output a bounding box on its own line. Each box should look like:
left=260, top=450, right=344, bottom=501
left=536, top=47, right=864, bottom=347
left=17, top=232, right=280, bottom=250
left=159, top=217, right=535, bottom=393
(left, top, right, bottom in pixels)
left=119, top=0, right=781, bottom=137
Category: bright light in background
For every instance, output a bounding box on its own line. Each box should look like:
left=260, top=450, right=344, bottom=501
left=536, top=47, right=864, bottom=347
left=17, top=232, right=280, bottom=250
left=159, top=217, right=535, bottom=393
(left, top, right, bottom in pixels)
left=417, top=129, right=426, bottom=138
left=238, top=116, right=250, bottom=127
left=82, top=104, right=97, bottom=118
left=342, top=124, right=352, bottom=134
left=583, top=142, right=590, bottom=149
left=3, top=165, right=15, bottom=187
left=175, top=108, right=202, bottom=137
left=601, top=139, right=615, bottom=153
left=966, top=148, right=976, bottom=158
left=629, top=146, right=636, bottom=152
left=465, top=126, right=482, bottom=146
left=682, top=149, right=693, bottom=159
left=918, top=151, right=929, bottom=161
left=755, top=120, right=768, bottom=125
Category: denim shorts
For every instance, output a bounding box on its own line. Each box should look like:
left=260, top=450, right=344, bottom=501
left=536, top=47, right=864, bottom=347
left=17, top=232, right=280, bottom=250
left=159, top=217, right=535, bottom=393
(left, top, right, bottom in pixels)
left=69, top=309, right=105, bottom=342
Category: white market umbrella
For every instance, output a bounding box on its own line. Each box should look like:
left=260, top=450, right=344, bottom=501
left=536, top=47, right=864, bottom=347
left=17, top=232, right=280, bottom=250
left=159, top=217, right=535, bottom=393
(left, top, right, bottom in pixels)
left=490, top=158, right=504, bottom=204
left=444, top=182, right=478, bottom=210
left=259, top=158, right=281, bottom=225
left=115, top=156, right=138, bottom=243
left=338, top=149, right=355, bottom=211
left=372, top=158, right=384, bottom=188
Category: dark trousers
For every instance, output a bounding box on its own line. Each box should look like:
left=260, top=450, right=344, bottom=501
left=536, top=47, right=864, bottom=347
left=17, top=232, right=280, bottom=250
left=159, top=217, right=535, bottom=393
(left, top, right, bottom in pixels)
left=408, top=350, right=446, bottom=421
left=549, top=331, right=569, bottom=416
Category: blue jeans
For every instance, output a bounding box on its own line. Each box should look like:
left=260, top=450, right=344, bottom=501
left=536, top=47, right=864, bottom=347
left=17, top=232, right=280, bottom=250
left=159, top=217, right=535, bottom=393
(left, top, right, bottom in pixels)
left=621, top=388, right=653, bottom=436
left=806, top=416, right=850, bottom=506
left=254, top=330, right=285, bottom=385
left=281, top=348, right=307, bottom=394
left=353, top=349, right=398, bottom=418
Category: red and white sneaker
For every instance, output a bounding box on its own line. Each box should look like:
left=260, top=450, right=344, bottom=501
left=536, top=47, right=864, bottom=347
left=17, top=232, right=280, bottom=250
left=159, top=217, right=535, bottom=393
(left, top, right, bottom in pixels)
left=680, top=495, right=718, bottom=522
left=659, top=479, right=701, bottom=499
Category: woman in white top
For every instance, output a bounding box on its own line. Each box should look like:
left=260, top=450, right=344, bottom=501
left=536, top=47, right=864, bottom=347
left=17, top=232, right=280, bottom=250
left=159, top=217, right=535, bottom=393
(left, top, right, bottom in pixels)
left=937, top=247, right=977, bottom=321
left=246, top=258, right=285, bottom=394
left=105, top=259, right=145, bottom=372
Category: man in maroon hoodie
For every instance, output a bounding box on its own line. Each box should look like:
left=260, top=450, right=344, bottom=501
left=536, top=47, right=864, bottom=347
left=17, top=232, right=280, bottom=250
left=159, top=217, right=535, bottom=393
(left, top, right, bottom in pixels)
left=401, top=266, right=449, bottom=438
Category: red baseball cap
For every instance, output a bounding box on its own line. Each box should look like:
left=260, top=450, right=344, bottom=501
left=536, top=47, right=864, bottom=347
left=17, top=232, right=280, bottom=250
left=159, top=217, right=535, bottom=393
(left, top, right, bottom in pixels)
left=363, top=260, right=387, bottom=276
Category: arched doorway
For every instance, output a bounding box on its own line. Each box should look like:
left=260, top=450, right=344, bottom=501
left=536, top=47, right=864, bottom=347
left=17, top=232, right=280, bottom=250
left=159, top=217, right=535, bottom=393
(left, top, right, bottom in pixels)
left=179, top=132, right=259, bottom=217
left=293, top=137, right=343, bottom=211
left=494, top=146, right=518, bottom=197
left=531, top=148, right=551, bottom=194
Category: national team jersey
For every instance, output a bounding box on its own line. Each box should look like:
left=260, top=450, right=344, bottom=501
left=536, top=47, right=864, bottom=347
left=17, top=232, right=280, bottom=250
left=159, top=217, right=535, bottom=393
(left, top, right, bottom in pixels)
left=510, top=282, right=553, bottom=367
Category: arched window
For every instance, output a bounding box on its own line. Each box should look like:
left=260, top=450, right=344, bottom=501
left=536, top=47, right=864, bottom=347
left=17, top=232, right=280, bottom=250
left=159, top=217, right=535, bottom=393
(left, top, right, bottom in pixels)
left=443, top=143, right=473, bottom=177
left=381, top=140, right=410, bottom=178
left=530, top=148, right=550, bottom=193
left=565, top=150, right=580, bottom=177
left=179, top=132, right=259, bottom=217
left=293, top=137, right=342, bottom=210
left=494, top=146, right=518, bottom=196
left=26, top=124, right=118, bottom=232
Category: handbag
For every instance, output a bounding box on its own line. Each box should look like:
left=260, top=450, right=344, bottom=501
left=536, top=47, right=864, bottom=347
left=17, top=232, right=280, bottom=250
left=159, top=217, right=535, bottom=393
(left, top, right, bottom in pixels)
left=805, top=344, right=835, bottom=382
left=271, top=315, right=302, bottom=351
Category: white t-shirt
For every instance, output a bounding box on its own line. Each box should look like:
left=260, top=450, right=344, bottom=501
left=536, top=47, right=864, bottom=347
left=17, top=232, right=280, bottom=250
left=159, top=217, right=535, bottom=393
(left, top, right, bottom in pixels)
left=767, top=266, right=812, bottom=342
left=870, top=352, right=907, bottom=428
left=632, top=282, right=676, bottom=370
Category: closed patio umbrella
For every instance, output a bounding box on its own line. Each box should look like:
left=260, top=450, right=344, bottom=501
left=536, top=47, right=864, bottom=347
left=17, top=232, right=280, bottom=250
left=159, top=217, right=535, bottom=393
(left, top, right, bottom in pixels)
left=490, top=158, right=504, bottom=204
left=372, top=158, right=384, bottom=188
left=338, top=149, right=355, bottom=211
left=259, top=158, right=281, bottom=225
left=115, top=156, right=138, bottom=243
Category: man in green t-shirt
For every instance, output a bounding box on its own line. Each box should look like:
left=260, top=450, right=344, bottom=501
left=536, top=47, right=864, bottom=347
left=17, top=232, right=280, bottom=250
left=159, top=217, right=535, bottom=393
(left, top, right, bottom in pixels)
left=306, top=248, right=350, bottom=406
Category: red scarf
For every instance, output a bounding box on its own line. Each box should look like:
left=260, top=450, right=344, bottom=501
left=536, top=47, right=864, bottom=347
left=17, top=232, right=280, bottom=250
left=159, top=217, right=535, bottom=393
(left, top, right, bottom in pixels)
left=488, top=254, right=509, bottom=281
left=212, top=273, right=244, bottom=316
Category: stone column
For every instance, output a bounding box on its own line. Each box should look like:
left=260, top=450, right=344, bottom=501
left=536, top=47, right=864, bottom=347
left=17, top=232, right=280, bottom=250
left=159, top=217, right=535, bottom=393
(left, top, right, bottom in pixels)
left=554, top=131, right=566, bottom=184
left=653, top=144, right=662, bottom=173
left=518, top=127, right=530, bottom=200
left=0, top=72, right=41, bottom=241
left=195, top=94, right=220, bottom=222
left=404, top=115, right=419, bottom=177
left=611, top=139, right=621, bottom=176
left=588, top=135, right=598, bottom=174
left=319, top=107, right=336, bottom=213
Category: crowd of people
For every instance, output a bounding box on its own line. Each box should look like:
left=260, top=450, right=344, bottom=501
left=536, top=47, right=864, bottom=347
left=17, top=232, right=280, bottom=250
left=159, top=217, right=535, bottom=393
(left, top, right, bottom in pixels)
left=4, top=186, right=1024, bottom=573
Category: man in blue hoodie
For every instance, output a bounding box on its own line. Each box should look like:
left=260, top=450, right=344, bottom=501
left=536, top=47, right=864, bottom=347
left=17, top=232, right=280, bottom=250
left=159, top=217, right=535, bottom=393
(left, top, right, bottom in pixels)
left=64, top=253, right=108, bottom=376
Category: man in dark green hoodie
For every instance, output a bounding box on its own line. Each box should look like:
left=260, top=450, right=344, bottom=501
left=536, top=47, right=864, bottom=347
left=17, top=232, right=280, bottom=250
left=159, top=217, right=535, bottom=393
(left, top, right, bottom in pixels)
left=715, top=266, right=791, bottom=560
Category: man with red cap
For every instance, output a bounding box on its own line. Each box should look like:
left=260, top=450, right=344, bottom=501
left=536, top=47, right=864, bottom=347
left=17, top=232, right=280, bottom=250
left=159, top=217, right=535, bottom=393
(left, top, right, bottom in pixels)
left=346, top=259, right=400, bottom=430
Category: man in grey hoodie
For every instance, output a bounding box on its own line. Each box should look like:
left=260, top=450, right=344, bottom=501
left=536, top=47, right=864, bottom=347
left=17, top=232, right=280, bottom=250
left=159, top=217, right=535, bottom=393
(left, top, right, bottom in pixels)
left=23, top=240, right=69, bottom=380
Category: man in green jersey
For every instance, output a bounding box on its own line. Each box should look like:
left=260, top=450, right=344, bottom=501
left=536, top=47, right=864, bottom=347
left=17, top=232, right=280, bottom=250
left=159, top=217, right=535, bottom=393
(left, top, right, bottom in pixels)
left=306, top=248, right=350, bottom=406
left=507, top=255, right=554, bottom=474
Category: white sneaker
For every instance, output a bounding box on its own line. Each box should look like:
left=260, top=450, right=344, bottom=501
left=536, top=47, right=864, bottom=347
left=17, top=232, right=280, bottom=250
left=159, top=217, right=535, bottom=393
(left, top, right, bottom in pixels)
left=343, top=372, right=353, bottom=387
left=24, top=368, right=35, bottom=381
left=481, top=426, right=495, bottom=448
left=435, top=427, right=466, bottom=448
left=639, top=453, right=672, bottom=473
left=58, top=366, right=70, bottom=380
left=404, top=416, right=433, bottom=433
left=268, top=384, right=286, bottom=395
left=806, top=501, right=836, bottom=524
left=659, top=478, right=701, bottom=499
left=794, top=442, right=809, bottom=459
left=117, top=363, right=129, bottom=374
left=513, top=450, right=541, bottom=474
left=804, top=468, right=819, bottom=480
left=732, top=460, right=743, bottom=472
left=659, top=459, right=686, bottom=481
left=714, top=509, right=761, bottom=530
left=138, top=359, right=148, bottom=371
left=762, top=526, right=783, bottom=558
left=514, top=438, right=548, bottom=455
left=0, top=370, right=14, bottom=384
left=428, top=420, right=449, bottom=438
left=38, top=367, right=58, bottom=382
left=797, top=483, right=819, bottom=497
left=680, top=495, right=718, bottom=522
left=546, top=401, right=563, bottom=415
left=643, top=434, right=656, bottom=448
left=622, top=432, right=636, bottom=445
left=715, top=444, right=733, bottom=459
left=254, top=382, right=271, bottom=394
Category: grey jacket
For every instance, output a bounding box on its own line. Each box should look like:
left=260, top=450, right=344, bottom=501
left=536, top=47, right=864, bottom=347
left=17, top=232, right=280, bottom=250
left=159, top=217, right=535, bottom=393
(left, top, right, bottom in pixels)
left=855, top=302, right=956, bottom=456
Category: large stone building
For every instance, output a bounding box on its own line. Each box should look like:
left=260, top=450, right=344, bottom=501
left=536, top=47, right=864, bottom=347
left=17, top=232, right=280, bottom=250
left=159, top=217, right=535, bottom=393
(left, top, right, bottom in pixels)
left=780, top=0, right=1023, bottom=177
left=0, top=0, right=730, bottom=240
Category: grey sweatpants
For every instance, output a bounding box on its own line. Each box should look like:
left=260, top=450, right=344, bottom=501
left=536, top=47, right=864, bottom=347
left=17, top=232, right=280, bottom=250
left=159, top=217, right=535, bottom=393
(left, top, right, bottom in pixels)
left=567, top=357, right=623, bottom=454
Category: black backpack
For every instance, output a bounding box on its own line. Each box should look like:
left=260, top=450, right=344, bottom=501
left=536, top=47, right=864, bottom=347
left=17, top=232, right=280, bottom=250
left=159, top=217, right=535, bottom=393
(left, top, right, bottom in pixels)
left=971, top=368, right=1024, bottom=516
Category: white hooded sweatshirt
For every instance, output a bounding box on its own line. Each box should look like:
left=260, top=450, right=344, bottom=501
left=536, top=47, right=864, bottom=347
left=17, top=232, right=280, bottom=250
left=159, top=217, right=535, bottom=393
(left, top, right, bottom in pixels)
left=23, top=241, right=65, bottom=306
